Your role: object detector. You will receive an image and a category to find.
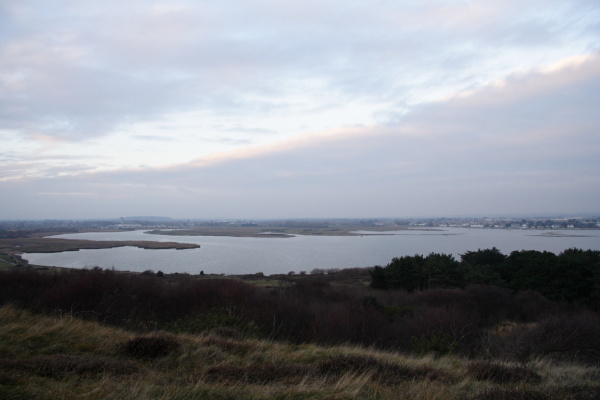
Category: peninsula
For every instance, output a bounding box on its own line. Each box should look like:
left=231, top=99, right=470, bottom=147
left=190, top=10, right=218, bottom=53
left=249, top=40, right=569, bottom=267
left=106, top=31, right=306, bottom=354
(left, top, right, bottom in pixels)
left=0, top=236, right=199, bottom=258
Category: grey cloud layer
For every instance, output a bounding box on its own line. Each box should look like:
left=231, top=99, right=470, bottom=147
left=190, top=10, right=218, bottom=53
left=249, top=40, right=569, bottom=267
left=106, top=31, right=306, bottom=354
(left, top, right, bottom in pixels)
left=1, top=0, right=597, bottom=141
left=3, top=56, right=599, bottom=219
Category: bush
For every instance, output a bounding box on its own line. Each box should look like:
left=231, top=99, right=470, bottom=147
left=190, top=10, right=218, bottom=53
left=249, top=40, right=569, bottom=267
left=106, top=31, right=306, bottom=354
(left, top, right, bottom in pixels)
left=121, top=332, right=180, bottom=359
left=527, top=311, right=600, bottom=363
left=482, top=311, right=600, bottom=363
left=411, top=329, right=457, bottom=356
left=1, top=267, right=597, bottom=358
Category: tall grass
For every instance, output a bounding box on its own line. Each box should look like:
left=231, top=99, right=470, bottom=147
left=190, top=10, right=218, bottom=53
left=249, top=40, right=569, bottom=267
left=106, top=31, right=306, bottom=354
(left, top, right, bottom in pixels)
left=1, top=305, right=598, bottom=400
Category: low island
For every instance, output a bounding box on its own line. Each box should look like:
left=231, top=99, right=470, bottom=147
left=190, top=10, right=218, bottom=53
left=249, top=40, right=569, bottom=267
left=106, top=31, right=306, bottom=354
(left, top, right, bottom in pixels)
left=0, top=236, right=199, bottom=257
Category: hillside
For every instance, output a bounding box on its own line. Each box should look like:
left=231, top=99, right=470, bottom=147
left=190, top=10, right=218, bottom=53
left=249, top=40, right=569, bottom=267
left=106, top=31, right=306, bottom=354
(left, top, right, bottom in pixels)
left=1, top=305, right=598, bottom=400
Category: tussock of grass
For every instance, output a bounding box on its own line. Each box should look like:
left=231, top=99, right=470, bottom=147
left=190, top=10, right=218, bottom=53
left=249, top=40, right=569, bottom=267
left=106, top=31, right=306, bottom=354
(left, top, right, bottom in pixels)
left=6, top=354, right=138, bottom=378
left=466, top=388, right=549, bottom=400
left=205, top=362, right=315, bottom=384
left=199, top=326, right=243, bottom=339
left=198, top=334, right=260, bottom=356
left=1, top=304, right=599, bottom=400
left=467, top=361, right=542, bottom=383
left=317, top=354, right=452, bottom=384
left=553, top=386, right=600, bottom=400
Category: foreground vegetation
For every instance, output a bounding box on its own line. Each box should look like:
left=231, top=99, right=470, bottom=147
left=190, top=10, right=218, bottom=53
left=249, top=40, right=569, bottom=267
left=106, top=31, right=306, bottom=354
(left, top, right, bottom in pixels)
left=1, top=304, right=599, bottom=400
left=2, top=245, right=599, bottom=399
left=371, top=248, right=600, bottom=309
left=2, top=264, right=600, bottom=356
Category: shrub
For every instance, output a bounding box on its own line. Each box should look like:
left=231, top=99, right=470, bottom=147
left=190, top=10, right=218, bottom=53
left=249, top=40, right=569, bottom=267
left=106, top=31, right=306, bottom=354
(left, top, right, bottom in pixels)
left=1, top=267, right=597, bottom=359
left=477, top=321, right=536, bottom=362
left=513, top=290, right=556, bottom=322
left=121, top=332, right=180, bottom=359
left=411, top=329, right=457, bottom=356
left=528, top=311, right=600, bottom=363
left=483, top=311, right=600, bottom=363
left=167, top=312, right=257, bottom=336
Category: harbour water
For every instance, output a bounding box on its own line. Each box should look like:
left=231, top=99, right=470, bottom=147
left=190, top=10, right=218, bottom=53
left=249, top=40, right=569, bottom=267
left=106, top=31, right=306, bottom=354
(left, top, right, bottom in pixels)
left=22, top=228, right=600, bottom=275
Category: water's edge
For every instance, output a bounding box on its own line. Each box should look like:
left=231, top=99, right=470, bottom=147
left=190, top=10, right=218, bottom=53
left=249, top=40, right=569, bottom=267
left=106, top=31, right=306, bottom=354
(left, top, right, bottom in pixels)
left=23, top=228, right=600, bottom=276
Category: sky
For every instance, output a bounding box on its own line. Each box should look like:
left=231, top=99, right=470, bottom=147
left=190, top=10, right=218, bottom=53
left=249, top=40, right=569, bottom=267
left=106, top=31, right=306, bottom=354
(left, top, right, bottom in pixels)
left=1, top=0, right=599, bottom=220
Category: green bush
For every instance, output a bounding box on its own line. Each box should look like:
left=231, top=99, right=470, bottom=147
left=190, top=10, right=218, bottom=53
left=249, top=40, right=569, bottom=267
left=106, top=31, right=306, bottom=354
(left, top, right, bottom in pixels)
left=411, top=329, right=457, bottom=356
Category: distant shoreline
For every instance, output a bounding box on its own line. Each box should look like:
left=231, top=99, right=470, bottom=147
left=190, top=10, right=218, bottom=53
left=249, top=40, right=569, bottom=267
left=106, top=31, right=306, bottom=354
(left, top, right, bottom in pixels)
left=145, top=225, right=440, bottom=238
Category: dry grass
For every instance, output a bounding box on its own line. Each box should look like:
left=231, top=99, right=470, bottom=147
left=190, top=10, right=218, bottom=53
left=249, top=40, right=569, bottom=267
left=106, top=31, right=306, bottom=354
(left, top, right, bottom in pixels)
left=0, top=304, right=598, bottom=400
left=467, top=361, right=542, bottom=384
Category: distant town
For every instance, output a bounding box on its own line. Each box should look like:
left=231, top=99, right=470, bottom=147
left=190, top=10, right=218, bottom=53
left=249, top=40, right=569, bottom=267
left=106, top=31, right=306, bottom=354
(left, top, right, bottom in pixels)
left=1, top=215, right=599, bottom=236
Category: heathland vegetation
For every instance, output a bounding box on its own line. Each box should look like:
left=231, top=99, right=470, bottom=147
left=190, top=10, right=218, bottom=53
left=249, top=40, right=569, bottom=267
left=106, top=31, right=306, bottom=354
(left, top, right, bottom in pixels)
left=1, top=247, right=599, bottom=399
left=370, top=248, right=600, bottom=308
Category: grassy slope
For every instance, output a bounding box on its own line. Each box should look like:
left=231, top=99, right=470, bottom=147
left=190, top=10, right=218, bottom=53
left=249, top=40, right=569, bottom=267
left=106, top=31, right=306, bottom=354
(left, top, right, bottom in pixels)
left=1, top=305, right=598, bottom=400
left=0, top=255, right=14, bottom=269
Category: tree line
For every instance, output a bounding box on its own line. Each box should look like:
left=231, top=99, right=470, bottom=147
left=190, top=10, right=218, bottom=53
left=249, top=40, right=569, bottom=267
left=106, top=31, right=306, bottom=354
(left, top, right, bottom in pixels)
left=370, top=247, right=600, bottom=309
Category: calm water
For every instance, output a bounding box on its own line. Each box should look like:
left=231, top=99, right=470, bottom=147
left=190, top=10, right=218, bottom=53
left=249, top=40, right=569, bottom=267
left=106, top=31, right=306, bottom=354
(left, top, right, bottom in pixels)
left=22, top=228, right=600, bottom=276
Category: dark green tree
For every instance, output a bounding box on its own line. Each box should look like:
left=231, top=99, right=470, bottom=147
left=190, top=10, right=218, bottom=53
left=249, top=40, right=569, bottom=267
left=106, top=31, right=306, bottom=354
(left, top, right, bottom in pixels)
left=460, top=247, right=506, bottom=285
left=461, top=247, right=506, bottom=267
left=369, top=255, right=425, bottom=291
left=370, top=253, right=463, bottom=291
left=422, top=253, right=463, bottom=289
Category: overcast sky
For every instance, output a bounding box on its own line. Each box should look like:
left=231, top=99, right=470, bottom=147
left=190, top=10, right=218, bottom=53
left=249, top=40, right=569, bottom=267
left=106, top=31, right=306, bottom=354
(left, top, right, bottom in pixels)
left=1, top=0, right=599, bottom=220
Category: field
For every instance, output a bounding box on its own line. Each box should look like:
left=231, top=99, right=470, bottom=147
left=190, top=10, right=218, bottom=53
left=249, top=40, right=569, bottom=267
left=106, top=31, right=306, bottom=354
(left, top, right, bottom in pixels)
left=1, top=304, right=598, bottom=400
left=0, top=254, right=14, bottom=269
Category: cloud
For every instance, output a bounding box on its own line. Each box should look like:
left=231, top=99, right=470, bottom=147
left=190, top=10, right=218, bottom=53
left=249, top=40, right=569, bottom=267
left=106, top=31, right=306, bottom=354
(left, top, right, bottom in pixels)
left=2, top=55, right=599, bottom=219
left=1, top=0, right=597, bottom=145
left=131, top=135, right=172, bottom=142
left=1, top=1, right=599, bottom=219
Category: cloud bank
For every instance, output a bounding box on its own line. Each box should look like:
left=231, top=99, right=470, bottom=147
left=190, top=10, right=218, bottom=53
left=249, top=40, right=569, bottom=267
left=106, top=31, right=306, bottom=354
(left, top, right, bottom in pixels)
left=1, top=1, right=599, bottom=218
